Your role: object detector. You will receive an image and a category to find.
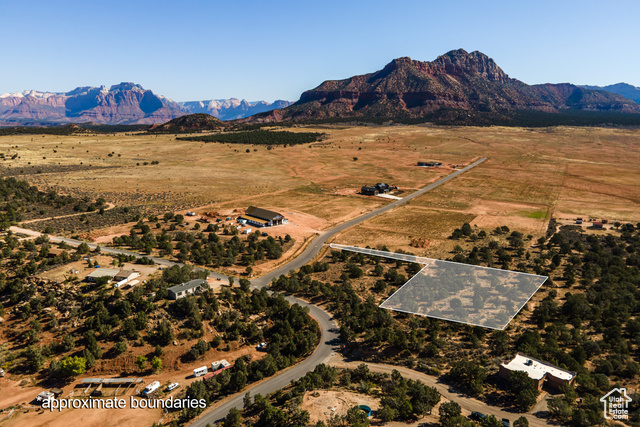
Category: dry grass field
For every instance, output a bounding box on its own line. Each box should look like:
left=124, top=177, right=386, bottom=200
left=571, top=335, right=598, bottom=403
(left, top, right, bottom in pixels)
left=1, top=125, right=639, bottom=256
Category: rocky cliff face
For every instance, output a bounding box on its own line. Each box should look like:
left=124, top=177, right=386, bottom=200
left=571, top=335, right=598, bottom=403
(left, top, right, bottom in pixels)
left=247, top=49, right=640, bottom=123
left=179, top=98, right=291, bottom=121
left=0, top=83, right=185, bottom=125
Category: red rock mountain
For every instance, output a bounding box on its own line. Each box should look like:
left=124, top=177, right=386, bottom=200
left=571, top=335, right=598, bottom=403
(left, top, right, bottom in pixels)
left=0, top=83, right=185, bottom=125
left=247, top=49, right=640, bottom=123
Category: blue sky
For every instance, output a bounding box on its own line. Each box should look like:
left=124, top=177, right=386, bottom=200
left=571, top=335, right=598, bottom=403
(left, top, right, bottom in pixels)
left=1, top=0, right=638, bottom=102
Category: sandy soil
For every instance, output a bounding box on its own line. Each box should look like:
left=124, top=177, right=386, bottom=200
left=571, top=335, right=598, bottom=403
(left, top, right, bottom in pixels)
left=85, top=222, right=138, bottom=244
left=470, top=199, right=549, bottom=235
left=301, top=390, right=379, bottom=424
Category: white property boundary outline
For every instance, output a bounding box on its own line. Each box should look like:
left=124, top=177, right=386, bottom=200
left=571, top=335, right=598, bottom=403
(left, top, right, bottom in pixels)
left=329, top=244, right=548, bottom=330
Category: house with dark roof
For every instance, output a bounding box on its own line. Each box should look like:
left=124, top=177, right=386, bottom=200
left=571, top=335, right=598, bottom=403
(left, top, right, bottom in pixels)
left=417, top=161, right=442, bottom=167
left=361, top=186, right=378, bottom=196
left=167, top=279, right=208, bottom=300
left=239, top=206, right=287, bottom=227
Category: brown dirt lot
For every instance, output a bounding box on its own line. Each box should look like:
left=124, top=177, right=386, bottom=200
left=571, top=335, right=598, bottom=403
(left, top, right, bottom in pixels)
left=301, top=389, right=378, bottom=425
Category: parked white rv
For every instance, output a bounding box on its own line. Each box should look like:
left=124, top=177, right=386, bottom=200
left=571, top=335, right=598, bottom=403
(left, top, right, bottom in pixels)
left=141, top=380, right=161, bottom=396
left=193, top=366, right=208, bottom=377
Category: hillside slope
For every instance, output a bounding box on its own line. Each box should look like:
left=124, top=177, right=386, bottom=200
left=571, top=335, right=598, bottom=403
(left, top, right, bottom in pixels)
left=581, top=83, right=640, bottom=104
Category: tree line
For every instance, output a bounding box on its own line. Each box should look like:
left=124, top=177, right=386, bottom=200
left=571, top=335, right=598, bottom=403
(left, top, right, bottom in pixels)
left=177, top=130, right=324, bottom=146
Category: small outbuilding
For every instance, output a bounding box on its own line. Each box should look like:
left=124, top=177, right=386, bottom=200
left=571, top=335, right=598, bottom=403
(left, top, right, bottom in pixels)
left=50, top=388, right=64, bottom=398
left=417, top=161, right=442, bottom=167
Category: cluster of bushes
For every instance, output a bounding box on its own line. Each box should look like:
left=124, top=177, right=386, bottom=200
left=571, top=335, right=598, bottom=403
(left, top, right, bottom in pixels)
left=0, top=177, right=108, bottom=228
left=0, top=124, right=150, bottom=136
left=112, top=218, right=289, bottom=269
left=177, top=130, right=324, bottom=146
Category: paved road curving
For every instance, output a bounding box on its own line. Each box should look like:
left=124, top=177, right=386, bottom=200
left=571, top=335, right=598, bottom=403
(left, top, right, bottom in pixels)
left=189, top=298, right=340, bottom=427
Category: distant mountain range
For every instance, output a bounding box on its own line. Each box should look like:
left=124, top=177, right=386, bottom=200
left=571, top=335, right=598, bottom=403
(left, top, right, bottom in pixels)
left=580, top=83, right=640, bottom=104
left=0, top=84, right=290, bottom=126
left=0, top=83, right=184, bottom=126
left=178, top=99, right=291, bottom=121
left=246, top=49, right=640, bottom=125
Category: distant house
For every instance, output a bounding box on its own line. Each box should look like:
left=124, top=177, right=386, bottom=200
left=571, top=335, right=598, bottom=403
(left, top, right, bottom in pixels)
left=499, top=353, right=576, bottom=390
left=167, top=279, right=208, bottom=300
left=85, top=268, right=120, bottom=283
left=239, top=206, right=287, bottom=227
left=361, top=186, right=378, bottom=196
left=592, top=222, right=604, bottom=229
left=114, top=270, right=140, bottom=282
left=417, top=161, right=442, bottom=167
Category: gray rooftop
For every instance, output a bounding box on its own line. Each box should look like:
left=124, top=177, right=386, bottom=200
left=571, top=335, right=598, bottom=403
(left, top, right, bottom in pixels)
left=86, top=268, right=120, bottom=278
left=168, top=279, right=208, bottom=294
left=115, top=270, right=137, bottom=278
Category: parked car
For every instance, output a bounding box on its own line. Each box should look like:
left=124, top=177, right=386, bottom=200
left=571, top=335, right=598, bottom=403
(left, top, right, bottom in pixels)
left=166, top=382, right=179, bottom=392
left=469, top=412, right=486, bottom=421
left=502, top=419, right=510, bottom=427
